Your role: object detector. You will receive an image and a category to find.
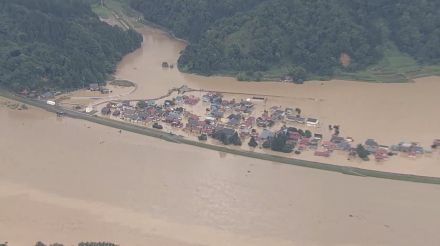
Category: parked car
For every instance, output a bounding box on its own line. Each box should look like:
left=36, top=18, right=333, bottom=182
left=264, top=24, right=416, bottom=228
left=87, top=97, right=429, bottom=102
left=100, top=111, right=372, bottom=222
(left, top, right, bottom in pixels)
left=153, top=122, right=163, bottom=130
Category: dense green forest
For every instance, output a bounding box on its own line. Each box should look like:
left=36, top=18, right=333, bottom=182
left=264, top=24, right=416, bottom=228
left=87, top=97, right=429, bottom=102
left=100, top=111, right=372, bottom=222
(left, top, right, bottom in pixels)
left=131, top=0, right=440, bottom=81
left=0, top=0, right=142, bottom=91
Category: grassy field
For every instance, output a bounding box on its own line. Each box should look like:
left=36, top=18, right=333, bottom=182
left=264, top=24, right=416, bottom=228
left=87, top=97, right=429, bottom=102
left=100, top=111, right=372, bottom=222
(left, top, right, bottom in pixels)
left=262, top=43, right=440, bottom=83
left=336, top=44, right=440, bottom=83
left=91, top=2, right=112, bottom=18
left=92, top=0, right=145, bottom=29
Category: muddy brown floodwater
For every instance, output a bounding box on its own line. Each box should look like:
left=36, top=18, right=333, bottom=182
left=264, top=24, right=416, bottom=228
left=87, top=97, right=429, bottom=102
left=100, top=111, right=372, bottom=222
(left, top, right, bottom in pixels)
left=117, top=27, right=440, bottom=149
left=1, top=25, right=440, bottom=246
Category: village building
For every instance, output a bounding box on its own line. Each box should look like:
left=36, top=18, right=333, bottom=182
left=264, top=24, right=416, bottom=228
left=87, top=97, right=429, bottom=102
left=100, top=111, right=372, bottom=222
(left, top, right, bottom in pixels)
left=259, top=129, right=274, bottom=140
left=40, top=91, right=54, bottom=99
left=281, top=75, right=294, bottom=83
left=285, top=108, right=294, bottom=116
left=89, top=83, right=100, bottom=91
left=306, top=118, right=319, bottom=126
left=365, top=139, right=379, bottom=153
left=286, top=115, right=306, bottom=124
left=227, top=114, right=241, bottom=127
left=112, top=109, right=121, bottom=117
left=314, top=133, right=323, bottom=140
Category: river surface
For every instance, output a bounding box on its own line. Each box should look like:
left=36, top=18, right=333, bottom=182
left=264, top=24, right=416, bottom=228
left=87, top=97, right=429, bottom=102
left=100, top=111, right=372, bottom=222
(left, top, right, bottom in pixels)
left=1, top=26, right=440, bottom=246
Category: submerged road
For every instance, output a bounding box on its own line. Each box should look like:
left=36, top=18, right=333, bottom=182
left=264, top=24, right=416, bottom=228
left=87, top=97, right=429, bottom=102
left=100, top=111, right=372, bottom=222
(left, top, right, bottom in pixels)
left=2, top=89, right=440, bottom=185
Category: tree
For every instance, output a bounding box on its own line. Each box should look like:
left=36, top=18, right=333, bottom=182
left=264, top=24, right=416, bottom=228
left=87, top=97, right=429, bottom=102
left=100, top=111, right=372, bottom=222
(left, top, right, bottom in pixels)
left=288, top=66, right=307, bottom=83
left=281, top=144, right=294, bottom=153
left=262, top=140, right=271, bottom=148
left=271, top=132, right=288, bottom=152
left=231, top=132, right=242, bottom=146
left=304, top=130, right=312, bottom=138
left=0, top=0, right=142, bottom=91
left=137, top=101, right=148, bottom=108
left=356, top=144, right=370, bottom=160
left=248, top=136, right=258, bottom=147
left=132, top=0, right=440, bottom=79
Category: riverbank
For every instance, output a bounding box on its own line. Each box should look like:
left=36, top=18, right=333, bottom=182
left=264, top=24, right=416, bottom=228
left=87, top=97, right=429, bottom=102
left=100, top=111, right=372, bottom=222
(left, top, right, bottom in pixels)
left=2, top=90, right=440, bottom=184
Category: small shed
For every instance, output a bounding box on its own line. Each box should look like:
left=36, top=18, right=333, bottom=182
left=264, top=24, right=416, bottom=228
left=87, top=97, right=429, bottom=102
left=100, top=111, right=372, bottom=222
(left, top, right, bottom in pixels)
left=40, top=91, right=54, bottom=99
left=89, top=83, right=100, bottom=91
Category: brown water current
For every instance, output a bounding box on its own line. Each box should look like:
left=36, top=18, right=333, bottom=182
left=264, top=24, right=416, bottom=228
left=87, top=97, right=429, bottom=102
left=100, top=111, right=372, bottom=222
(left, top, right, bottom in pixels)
left=1, top=25, right=440, bottom=245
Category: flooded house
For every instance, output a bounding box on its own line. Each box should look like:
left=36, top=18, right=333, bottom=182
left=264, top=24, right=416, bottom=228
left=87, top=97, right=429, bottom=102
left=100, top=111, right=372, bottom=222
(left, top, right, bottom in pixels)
left=286, top=115, right=306, bottom=124
left=183, top=95, right=200, bottom=105
left=306, top=118, right=319, bottom=127
left=112, top=109, right=121, bottom=117
left=285, top=107, right=295, bottom=116
left=256, top=117, right=275, bottom=128
left=314, top=133, right=323, bottom=140
left=163, top=111, right=181, bottom=123
left=391, top=142, right=424, bottom=156
left=281, top=75, right=294, bottom=83
left=40, top=91, right=54, bottom=99
left=227, top=114, right=242, bottom=127
left=203, top=92, right=223, bottom=104
left=100, top=88, right=110, bottom=94
left=259, top=129, right=274, bottom=140
left=89, top=83, right=100, bottom=91
left=365, top=139, right=379, bottom=153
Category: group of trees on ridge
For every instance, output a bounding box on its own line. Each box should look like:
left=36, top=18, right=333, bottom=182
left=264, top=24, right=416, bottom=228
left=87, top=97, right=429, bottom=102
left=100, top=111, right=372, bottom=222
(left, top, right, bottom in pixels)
left=131, top=0, right=440, bottom=80
left=0, top=0, right=142, bottom=91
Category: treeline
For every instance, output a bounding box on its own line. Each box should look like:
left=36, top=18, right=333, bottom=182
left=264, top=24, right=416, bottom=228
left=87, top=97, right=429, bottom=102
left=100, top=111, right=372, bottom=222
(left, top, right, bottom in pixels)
left=0, top=0, right=142, bottom=91
left=130, top=0, right=263, bottom=42
left=131, top=0, right=440, bottom=80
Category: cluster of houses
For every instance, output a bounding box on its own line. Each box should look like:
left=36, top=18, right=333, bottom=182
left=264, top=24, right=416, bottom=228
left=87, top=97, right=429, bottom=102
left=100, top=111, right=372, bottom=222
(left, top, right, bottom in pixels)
left=19, top=83, right=110, bottom=100
left=20, top=89, right=61, bottom=100
left=315, top=136, right=434, bottom=161
left=89, top=83, right=110, bottom=94
left=97, top=89, right=438, bottom=163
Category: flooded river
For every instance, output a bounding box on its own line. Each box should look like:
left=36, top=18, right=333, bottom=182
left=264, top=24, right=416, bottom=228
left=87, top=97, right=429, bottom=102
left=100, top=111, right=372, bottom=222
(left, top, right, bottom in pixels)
left=2, top=25, right=440, bottom=246
left=2, top=100, right=440, bottom=246
left=116, top=27, right=440, bottom=149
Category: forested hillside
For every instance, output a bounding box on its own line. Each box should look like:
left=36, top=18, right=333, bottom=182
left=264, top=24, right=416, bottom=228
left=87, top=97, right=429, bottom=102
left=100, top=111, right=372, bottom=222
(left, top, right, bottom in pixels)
left=0, top=0, right=142, bottom=91
left=131, top=0, right=440, bottom=81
